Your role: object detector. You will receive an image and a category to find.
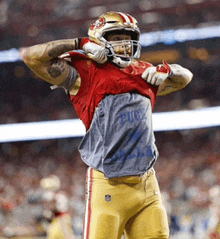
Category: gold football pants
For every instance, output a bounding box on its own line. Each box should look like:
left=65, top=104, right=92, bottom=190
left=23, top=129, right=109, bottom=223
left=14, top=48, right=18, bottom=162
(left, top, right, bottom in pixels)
left=84, top=167, right=169, bottom=239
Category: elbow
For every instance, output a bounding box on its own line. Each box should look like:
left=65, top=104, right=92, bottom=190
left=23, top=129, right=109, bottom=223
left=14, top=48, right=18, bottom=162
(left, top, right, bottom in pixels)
left=19, top=47, right=38, bottom=68
left=179, top=71, right=193, bottom=90
left=172, top=64, right=193, bottom=87
left=19, top=47, right=30, bottom=64
left=185, top=69, right=193, bottom=86
left=189, top=70, right=193, bottom=82
left=19, top=48, right=27, bottom=60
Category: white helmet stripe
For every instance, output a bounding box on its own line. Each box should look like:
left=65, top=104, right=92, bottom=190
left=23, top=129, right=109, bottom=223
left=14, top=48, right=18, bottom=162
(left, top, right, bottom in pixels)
left=117, top=12, right=131, bottom=24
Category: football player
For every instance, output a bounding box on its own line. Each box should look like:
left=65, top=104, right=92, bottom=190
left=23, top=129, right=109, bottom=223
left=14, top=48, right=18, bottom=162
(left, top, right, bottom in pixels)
left=40, top=175, right=75, bottom=239
left=20, top=11, right=193, bottom=239
left=206, top=185, right=220, bottom=239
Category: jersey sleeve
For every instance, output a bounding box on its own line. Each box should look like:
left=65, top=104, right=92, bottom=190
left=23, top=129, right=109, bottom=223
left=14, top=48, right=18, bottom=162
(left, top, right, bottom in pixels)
left=50, top=52, right=79, bottom=92
left=122, top=60, right=153, bottom=75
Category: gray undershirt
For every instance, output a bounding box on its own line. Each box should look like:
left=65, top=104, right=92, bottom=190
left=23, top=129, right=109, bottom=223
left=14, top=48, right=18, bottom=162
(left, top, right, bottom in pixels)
left=78, top=93, right=159, bottom=178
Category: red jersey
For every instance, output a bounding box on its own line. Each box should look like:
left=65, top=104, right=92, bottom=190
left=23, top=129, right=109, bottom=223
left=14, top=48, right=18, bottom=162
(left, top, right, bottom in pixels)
left=68, top=51, right=158, bottom=130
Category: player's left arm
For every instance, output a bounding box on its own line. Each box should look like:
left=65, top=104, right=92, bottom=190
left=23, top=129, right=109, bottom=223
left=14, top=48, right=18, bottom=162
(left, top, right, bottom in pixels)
left=157, top=64, right=193, bottom=96
left=141, top=61, right=193, bottom=96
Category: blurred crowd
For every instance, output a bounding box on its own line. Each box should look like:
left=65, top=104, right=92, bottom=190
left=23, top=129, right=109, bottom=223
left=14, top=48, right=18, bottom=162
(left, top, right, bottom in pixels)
left=0, top=127, right=219, bottom=238
left=0, top=60, right=219, bottom=238
left=0, top=0, right=220, bottom=50
left=0, top=61, right=220, bottom=125
left=0, top=138, right=86, bottom=238
left=0, top=1, right=220, bottom=238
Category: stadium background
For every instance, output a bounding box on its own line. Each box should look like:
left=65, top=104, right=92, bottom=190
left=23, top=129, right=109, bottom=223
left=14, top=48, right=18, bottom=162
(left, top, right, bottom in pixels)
left=0, top=0, right=220, bottom=238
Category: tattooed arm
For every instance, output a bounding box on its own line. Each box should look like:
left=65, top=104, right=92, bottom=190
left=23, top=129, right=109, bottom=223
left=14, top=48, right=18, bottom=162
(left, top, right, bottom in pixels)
left=157, top=64, right=193, bottom=96
left=20, top=39, right=81, bottom=86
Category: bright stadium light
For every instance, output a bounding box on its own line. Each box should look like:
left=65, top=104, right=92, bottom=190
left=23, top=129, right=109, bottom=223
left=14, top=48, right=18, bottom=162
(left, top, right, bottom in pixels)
left=0, top=106, right=219, bottom=143
left=0, top=119, right=86, bottom=143
left=140, top=24, right=220, bottom=46
left=152, top=106, right=220, bottom=131
left=1, top=24, right=220, bottom=63
left=0, top=48, right=21, bottom=63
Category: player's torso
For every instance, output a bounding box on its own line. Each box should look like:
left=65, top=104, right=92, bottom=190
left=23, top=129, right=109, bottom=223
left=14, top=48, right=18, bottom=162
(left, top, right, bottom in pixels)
left=69, top=55, right=153, bottom=96
left=79, top=93, right=159, bottom=178
left=66, top=52, right=158, bottom=177
left=68, top=51, right=158, bottom=130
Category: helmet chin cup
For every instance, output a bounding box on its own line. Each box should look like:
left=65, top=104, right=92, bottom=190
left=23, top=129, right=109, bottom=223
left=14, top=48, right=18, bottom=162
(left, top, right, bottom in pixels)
left=112, top=56, right=131, bottom=68
left=105, top=41, right=130, bottom=67
left=104, top=40, right=140, bottom=68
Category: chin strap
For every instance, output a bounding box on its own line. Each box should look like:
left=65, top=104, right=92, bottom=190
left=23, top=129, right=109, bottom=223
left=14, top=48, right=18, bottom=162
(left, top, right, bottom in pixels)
left=104, top=40, right=131, bottom=68
left=104, top=41, right=114, bottom=61
left=112, top=57, right=131, bottom=68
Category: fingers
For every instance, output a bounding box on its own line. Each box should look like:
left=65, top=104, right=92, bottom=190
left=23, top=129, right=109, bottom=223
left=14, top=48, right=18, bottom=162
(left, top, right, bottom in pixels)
left=95, top=50, right=107, bottom=64
left=88, top=51, right=107, bottom=64
left=156, top=61, right=172, bottom=74
left=141, top=67, right=169, bottom=85
left=153, top=72, right=168, bottom=85
left=83, top=41, right=108, bottom=64
left=141, top=67, right=156, bottom=84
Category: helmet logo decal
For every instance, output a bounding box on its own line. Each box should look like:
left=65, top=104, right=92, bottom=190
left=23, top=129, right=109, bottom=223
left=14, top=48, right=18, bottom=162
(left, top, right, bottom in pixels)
left=90, top=18, right=105, bottom=30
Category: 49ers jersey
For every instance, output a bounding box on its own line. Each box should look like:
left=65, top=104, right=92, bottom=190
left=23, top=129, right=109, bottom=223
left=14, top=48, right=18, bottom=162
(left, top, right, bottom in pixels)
left=67, top=51, right=158, bottom=130
left=67, top=51, right=159, bottom=177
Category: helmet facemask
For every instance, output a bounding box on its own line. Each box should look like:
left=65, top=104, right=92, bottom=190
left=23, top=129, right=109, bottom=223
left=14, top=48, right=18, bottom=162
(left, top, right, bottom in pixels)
left=101, top=29, right=141, bottom=68
left=88, top=12, right=141, bottom=68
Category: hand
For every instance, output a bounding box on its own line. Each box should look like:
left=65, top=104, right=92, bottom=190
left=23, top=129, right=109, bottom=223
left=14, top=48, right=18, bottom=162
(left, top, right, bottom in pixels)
left=141, top=61, right=173, bottom=85
left=82, top=41, right=107, bottom=64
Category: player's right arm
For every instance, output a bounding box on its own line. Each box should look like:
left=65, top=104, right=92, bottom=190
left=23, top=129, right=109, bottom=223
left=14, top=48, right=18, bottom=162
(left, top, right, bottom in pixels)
left=20, top=39, right=82, bottom=86
left=20, top=38, right=107, bottom=88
